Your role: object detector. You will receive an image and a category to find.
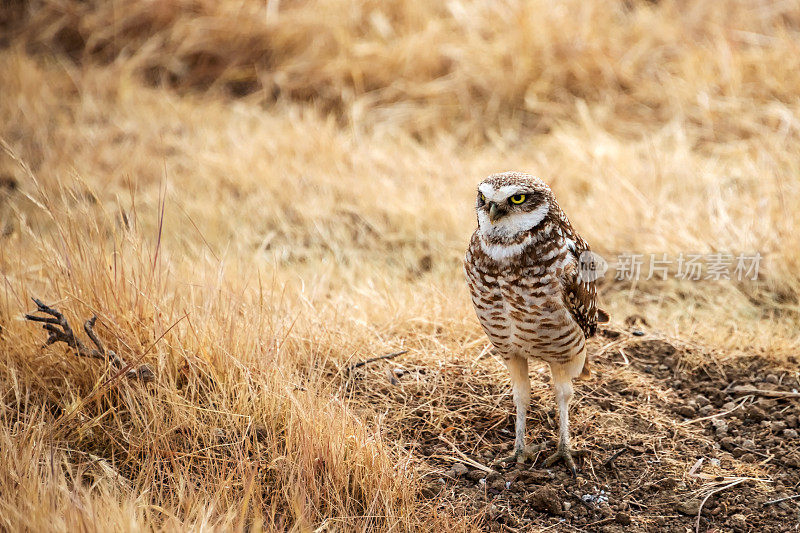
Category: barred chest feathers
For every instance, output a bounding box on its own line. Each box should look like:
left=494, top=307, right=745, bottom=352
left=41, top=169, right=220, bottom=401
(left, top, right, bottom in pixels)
left=465, top=221, right=586, bottom=364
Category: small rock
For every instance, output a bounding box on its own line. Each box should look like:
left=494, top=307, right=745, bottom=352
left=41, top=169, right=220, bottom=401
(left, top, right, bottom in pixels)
left=449, top=463, right=469, bottom=478
left=632, top=330, right=645, bottom=337
left=729, top=513, right=748, bottom=529
left=676, top=405, right=696, bottom=418
left=765, top=374, right=779, bottom=384
left=675, top=499, right=701, bottom=516
left=746, top=406, right=768, bottom=421
left=782, top=453, right=800, bottom=468
left=581, top=490, right=609, bottom=505
left=466, top=469, right=485, bottom=482
left=529, top=487, right=562, bottom=515
left=771, top=421, right=787, bottom=433
left=742, top=438, right=756, bottom=449
left=783, top=429, right=798, bottom=438
left=739, top=453, right=757, bottom=463
left=720, top=436, right=737, bottom=451
left=699, top=405, right=714, bottom=416
left=518, top=470, right=553, bottom=484
left=563, top=501, right=572, bottom=512
left=615, top=512, right=632, bottom=526
left=657, top=477, right=678, bottom=491
left=601, top=328, right=621, bottom=339
left=695, top=395, right=711, bottom=406
left=489, top=478, right=506, bottom=491
left=486, top=470, right=502, bottom=483
left=786, top=414, right=799, bottom=428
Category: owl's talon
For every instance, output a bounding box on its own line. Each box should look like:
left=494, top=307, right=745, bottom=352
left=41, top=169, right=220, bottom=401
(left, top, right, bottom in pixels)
left=494, top=442, right=548, bottom=466
left=543, top=444, right=588, bottom=475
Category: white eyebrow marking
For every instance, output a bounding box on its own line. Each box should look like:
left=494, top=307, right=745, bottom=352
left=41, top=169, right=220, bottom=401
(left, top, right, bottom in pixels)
left=478, top=183, right=529, bottom=203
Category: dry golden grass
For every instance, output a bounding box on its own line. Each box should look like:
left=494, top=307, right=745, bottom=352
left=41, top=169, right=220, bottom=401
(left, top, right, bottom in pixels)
left=2, top=0, right=800, bottom=530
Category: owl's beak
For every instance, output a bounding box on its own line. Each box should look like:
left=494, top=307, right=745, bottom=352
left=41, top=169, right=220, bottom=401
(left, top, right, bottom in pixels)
left=488, top=202, right=505, bottom=222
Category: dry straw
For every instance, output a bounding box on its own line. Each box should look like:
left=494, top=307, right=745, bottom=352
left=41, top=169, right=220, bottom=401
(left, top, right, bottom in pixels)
left=1, top=0, right=799, bottom=530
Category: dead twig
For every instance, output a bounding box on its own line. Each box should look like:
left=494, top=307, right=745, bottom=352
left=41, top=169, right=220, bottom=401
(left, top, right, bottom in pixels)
left=686, top=460, right=772, bottom=533
left=695, top=478, right=746, bottom=533
left=603, top=447, right=628, bottom=468
left=679, top=396, right=750, bottom=426
left=731, top=385, right=800, bottom=399
left=722, top=380, right=738, bottom=394
left=25, top=297, right=154, bottom=382
left=763, top=494, right=800, bottom=506
left=347, top=350, right=408, bottom=372
left=437, top=435, right=495, bottom=474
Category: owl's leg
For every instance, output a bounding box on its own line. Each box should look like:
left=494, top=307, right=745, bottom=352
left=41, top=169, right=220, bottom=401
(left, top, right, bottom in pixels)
left=543, top=363, right=588, bottom=475
left=496, top=355, right=546, bottom=465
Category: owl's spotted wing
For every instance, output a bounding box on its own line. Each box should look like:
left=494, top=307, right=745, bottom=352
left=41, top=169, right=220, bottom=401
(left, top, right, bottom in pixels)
left=557, top=214, right=608, bottom=340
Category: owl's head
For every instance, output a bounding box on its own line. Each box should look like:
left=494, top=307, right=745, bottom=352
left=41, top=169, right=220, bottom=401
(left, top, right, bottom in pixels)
left=475, top=172, right=553, bottom=240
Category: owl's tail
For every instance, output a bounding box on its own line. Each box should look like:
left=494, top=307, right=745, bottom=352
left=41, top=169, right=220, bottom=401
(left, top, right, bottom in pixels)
left=578, top=357, right=592, bottom=380
left=582, top=307, right=610, bottom=379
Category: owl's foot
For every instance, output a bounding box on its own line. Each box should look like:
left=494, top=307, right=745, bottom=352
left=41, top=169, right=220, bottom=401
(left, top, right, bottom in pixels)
left=494, top=442, right=548, bottom=466
left=542, top=442, right=589, bottom=476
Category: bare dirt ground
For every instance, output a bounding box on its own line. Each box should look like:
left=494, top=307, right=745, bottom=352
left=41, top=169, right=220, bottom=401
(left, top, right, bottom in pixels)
left=350, top=323, right=800, bottom=532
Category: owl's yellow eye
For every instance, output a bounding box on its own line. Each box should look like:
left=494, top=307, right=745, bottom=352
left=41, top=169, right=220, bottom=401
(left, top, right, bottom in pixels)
left=479, top=193, right=486, bottom=203
left=509, top=194, right=526, bottom=204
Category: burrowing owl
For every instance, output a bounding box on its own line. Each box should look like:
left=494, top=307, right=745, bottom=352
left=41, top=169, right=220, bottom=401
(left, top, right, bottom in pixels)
left=464, top=172, right=608, bottom=473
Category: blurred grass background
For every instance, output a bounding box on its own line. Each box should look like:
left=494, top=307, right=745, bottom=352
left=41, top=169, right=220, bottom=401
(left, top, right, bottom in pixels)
left=1, top=0, right=799, bottom=530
